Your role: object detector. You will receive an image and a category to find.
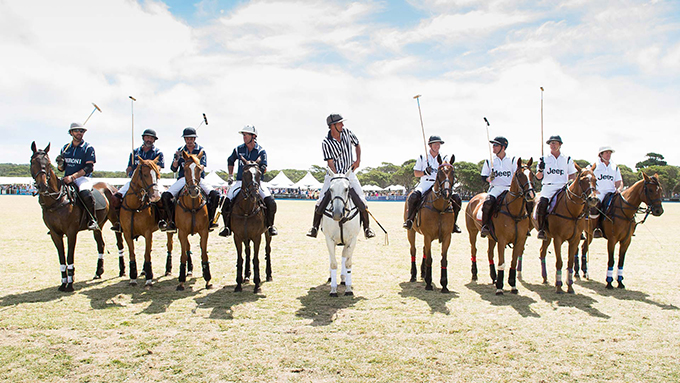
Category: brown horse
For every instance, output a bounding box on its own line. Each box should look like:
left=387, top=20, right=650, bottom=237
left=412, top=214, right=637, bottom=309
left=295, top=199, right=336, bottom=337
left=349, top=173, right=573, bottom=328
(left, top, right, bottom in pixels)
left=577, top=172, right=663, bottom=288
left=405, top=156, right=456, bottom=292
left=120, top=156, right=163, bottom=287
left=175, top=151, right=212, bottom=291
left=232, top=157, right=272, bottom=293
left=466, top=158, right=535, bottom=295
left=30, top=142, right=124, bottom=291
left=530, top=165, right=598, bottom=293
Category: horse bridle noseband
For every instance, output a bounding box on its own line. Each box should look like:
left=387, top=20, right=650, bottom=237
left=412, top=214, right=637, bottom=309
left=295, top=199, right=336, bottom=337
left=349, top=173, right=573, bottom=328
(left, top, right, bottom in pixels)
left=433, top=164, right=454, bottom=199
left=329, top=176, right=352, bottom=218
left=241, top=164, right=261, bottom=201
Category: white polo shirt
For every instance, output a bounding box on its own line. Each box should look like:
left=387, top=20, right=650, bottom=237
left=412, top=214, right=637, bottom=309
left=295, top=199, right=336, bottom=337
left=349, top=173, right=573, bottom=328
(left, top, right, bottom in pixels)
left=414, top=152, right=449, bottom=183
left=540, top=153, right=577, bottom=200
left=591, top=158, right=621, bottom=198
left=481, top=155, right=516, bottom=189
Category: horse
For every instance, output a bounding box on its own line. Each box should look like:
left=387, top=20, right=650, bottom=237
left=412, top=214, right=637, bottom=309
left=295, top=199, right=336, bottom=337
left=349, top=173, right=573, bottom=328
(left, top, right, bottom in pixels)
left=576, top=172, right=663, bottom=288
left=30, top=142, right=124, bottom=291
left=465, top=158, right=535, bottom=295
left=405, top=156, right=456, bottom=293
left=119, top=156, right=163, bottom=287
left=322, top=168, right=361, bottom=297
left=175, top=151, right=212, bottom=291
left=529, top=165, right=598, bottom=293
left=232, top=156, right=272, bottom=293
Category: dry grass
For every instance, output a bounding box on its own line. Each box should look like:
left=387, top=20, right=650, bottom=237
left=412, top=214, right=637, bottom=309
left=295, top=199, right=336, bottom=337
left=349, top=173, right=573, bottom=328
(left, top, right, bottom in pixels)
left=0, top=196, right=678, bottom=382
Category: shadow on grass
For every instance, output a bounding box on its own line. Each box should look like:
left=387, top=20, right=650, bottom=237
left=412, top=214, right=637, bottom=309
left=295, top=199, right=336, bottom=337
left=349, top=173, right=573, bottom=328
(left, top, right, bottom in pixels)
left=80, top=275, right=203, bottom=315
left=0, top=277, right=110, bottom=308
left=576, top=278, right=679, bottom=310
left=194, top=283, right=264, bottom=320
left=398, top=281, right=458, bottom=315
left=295, top=283, right=366, bottom=326
left=465, top=281, right=540, bottom=318
left=520, top=279, right=610, bottom=318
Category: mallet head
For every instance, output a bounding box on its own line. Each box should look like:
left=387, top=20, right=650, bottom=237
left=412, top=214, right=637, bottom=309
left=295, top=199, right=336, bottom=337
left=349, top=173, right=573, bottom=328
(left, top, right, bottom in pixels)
left=203, top=113, right=208, bottom=125
left=129, top=96, right=136, bottom=101
left=540, top=87, right=544, bottom=91
left=92, top=103, right=102, bottom=112
left=413, top=94, right=421, bottom=99
left=484, top=117, right=489, bottom=126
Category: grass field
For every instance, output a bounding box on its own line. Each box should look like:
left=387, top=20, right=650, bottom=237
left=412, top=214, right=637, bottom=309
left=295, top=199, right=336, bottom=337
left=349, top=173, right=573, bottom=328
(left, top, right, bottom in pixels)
left=0, top=196, right=678, bottom=382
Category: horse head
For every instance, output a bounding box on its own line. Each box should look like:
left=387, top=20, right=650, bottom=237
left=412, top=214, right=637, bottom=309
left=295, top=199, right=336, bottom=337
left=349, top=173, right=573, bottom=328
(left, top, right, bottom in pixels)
left=574, top=163, right=598, bottom=208
left=30, top=141, right=53, bottom=195
left=515, top=157, right=536, bottom=202
left=239, top=155, right=262, bottom=200
left=328, top=168, right=351, bottom=221
left=134, top=156, right=162, bottom=203
left=434, top=155, right=455, bottom=200
left=642, top=172, right=664, bottom=216
left=182, top=151, right=204, bottom=198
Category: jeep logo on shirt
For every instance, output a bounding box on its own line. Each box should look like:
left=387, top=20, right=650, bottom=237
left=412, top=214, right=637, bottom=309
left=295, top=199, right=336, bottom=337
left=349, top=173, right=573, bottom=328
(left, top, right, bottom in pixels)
left=598, top=174, right=614, bottom=181
left=547, top=168, right=564, bottom=175
left=493, top=170, right=511, bottom=178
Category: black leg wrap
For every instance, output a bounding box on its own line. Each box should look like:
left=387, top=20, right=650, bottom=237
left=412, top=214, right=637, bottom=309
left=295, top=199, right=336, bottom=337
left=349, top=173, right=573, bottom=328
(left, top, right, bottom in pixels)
left=496, top=269, right=505, bottom=290
left=144, top=261, right=153, bottom=281
left=165, top=252, right=172, bottom=274
left=264, top=196, right=277, bottom=228
left=95, top=258, right=104, bottom=278
left=179, top=263, right=187, bottom=283
left=508, top=268, right=517, bottom=287
left=490, top=264, right=497, bottom=283
left=471, top=262, right=478, bottom=279
left=208, top=190, right=220, bottom=223
left=129, top=261, right=138, bottom=280
left=118, top=256, right=126, bottom=277
left=202, top=261, right=211, bottom=282
left=187, top=251, right=193, bottom=273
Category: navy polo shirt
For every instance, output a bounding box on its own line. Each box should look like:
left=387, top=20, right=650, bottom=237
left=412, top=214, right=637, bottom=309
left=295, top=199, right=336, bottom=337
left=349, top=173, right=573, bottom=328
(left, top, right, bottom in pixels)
left=61, top=140, right=96, bottom=177
left=170, top=145, right=206, bottom=179
left=127, top=146, right=165, bottom=177
left=227, top=143, right=267, bottom=181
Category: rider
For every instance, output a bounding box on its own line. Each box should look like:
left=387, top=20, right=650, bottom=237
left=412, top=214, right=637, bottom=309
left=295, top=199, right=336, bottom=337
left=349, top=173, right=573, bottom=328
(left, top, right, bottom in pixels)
left=161, top=127, right=220, bottom=233
left=219, top=125, right=278, bottom=237
left=306, top=113, right=375, bottom=239
left=54, top=122, right=99, bottom=231
left=589, top=146, right=623, bottom=238
left=403, top=135, right=462, bottom=233
left=535, top=135, right=577, bottom=240
left=110, top=128, right=165, bottom=233
left=479, top=136, right=516, bottom=238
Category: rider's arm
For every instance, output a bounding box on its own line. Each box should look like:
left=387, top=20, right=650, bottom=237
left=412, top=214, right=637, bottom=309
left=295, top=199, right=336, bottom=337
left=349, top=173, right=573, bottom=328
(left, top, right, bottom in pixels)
left=615, top=180, right=623, bottom=192
left=352, top=143, right=361, bottom=170
left=327, top=159, right=338, bottom=174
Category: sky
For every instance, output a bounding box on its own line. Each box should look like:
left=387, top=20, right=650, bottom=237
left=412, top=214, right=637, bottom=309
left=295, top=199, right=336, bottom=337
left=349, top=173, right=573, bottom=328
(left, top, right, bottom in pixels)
left=2, top=0, right=680, bottom=174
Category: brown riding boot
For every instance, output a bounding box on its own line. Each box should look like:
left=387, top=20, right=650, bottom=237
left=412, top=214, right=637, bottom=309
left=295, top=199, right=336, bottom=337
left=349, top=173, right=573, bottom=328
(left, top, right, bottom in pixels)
left=480, top=196, right=495, bottom=238
left=536, top=198, right=549, bottom=240
left=403, top=191, right=422, bottom=229
left=110, top=192, right=123, bottom=233
left=307, top=191, right=331, bottom=237
left=591, top=204, right=603, bottom=238
left=361, top=210, right=376, bottom=239
left=450, top=193, right=462, bottom=233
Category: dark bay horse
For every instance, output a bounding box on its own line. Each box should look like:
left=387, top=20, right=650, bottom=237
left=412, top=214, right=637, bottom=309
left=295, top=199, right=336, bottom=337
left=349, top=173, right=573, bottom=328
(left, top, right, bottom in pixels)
left=530, top=165, right=598, bottom=293
left=405, top=156, right=456, bottom=292
left=175, top=151, right=212, bottom=291
left=120, top=156, right=163, bottom=287
left=232, top=156, right=272, bottom=293
left=30, top=142, right=124, bottom=291
left=577, top=172, right=663, bottom=288
left=466, top=158, right=535, bottom=295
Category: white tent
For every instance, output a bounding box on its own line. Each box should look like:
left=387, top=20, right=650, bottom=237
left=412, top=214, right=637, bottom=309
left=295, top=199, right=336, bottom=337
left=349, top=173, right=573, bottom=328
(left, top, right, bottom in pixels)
left=293, top=172, right=323, bottom=190
left=267, top=171, right=295, bottom=188
left=362, top=184, right=383, bottom=191
left=386, top=184, right=406, bottom=191
left=204, top=171, right=228, bottom=188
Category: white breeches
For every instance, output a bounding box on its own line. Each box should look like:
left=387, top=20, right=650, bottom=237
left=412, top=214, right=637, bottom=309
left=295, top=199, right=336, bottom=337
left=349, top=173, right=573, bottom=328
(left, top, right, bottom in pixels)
left=119, top=181, right=131, bottom=196
left=316, top=172, right=367, bottom=207
left=596, top=187, right=616, bottom=201
left=540, top=184, right=564, bottom=201
left=226, top=180, right=271, bottom=200
left=415, top=179, right=435, bottom=194
left=487, top=185, right=510, bottom=198
left=166, top=177, right=213, bottom=198
left=74, top=176, right=94, bottom=191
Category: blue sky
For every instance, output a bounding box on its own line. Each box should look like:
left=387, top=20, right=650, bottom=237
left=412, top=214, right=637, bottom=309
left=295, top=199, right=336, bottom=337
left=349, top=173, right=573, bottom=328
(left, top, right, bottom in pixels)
left=1, top=0, right=679, bottom=173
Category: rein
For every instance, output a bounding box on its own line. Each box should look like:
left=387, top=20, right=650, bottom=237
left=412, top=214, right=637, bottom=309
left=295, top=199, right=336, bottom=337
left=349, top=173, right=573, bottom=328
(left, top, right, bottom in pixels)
left=323, top=176, right=359, bottom=245
left=31, top=153, right=71, bottom=211
left=122, top=163, right=158, bottom=212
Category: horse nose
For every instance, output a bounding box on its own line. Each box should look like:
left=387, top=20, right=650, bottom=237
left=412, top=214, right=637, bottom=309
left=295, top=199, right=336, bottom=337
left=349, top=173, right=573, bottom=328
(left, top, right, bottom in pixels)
left=654, top=206, right=664, bottom=216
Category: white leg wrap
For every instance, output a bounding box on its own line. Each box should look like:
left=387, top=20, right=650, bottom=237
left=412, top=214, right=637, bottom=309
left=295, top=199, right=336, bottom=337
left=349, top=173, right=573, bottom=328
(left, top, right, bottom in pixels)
left=118, top=249, right=124, bottom=256
left=345, top=269, right=352, bottom=289
left=330, top=269, right=338, bottom=293
left=498, top=263, right=505, bottom=271
left=617, top=267, right=624, bottom=279
left=607, top=268, right=614, bottom=278
left=555, top=270, right=562, bottom=283
left=60, top=264, right=67, bottom=272
left=98, top=253, right=104, bottom=260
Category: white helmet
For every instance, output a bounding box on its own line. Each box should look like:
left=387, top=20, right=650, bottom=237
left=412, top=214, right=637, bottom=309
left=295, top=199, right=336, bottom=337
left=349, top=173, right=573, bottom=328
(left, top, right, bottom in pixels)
left=238, top=125, right=258, bottom=136
left=598, top=145, right=615, bottom=154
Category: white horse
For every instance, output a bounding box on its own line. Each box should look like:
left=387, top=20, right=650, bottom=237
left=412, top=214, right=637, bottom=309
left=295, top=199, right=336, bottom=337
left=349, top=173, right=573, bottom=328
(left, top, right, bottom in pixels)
left=322, top=169, right=361, bottom=297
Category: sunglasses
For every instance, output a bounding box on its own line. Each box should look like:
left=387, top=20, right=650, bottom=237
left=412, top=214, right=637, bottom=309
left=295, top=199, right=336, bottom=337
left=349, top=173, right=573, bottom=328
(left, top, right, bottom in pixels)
left=72, top=129, right=85, bottom=133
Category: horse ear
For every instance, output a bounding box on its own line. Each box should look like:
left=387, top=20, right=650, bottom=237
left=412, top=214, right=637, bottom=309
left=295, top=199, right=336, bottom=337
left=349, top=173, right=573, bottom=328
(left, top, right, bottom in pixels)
left=642, top=172, right=649, bottom=181
left=450, top=154, right=455, bottom=164
left=153, top=155, right=161, bottom=164
left=45, top=143, right=50, bottom=153
left=182, top=151, right=190, bottom=160
left=516, top=157, right=522, bottom=169
left=197, top=150, right=204, bottom=160
left=239, top=155, right=247, bottom=164
left=326, top=167, right=334, bottom=177
left=255, top=157, right=262, bottom=165
left=437, top=154, right=442, bottom=165
left=527, top=157, right=533, bottom=167
left=137, top=155, right=143, bottom=162
left=31, top=141, right=37, bottom=153
left=345, top=168, right=352, bottom=178
left=574, top=162, right=582, bottom=172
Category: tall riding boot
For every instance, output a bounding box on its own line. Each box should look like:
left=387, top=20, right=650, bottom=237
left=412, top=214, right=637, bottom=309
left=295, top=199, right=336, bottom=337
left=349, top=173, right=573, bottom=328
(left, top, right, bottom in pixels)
left=536, top=198, right=549, bottom=240
left=219, top=198, right=232, bottom=237
left=525, top=200, right=534, bottom=236
left=207, top=190, right=220, bottom=231
left=592, top=202, right=603, bottom=238
left=160, top=192, right=177, bottom=233
left=110, top=192, right=123, bottom=233
left=307, top=191, right=331, bottom=237
left=264, top=196, right=278, bottom=236
left=349, top=188, right=375, bottom=238
left=79, top=189, right=99, bottom=231
left=403, top=191, right=422, bottom=229
left=451, top=193, right=462, bottom=233
left=480, top=196, right=496, bottom=238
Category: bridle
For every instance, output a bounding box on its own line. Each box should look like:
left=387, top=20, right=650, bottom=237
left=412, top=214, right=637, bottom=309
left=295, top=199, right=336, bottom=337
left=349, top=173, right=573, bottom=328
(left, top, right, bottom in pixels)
left=241, top=164, right=262, bottom=201
left=433, top=164, right=454, bottom=200
left=30, top=151, right=69, bottom=210
left=566, top=171, right=595, bottom=206
left=124, top=161, right=159, bottom=209
left=329, top=175, right=353, bottom=220
left=506, top=166, right=535, bottom=203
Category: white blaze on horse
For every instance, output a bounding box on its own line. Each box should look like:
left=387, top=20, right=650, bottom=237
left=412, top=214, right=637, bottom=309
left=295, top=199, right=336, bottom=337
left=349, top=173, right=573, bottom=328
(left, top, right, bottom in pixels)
left=322, top=168, right=361, bottom=297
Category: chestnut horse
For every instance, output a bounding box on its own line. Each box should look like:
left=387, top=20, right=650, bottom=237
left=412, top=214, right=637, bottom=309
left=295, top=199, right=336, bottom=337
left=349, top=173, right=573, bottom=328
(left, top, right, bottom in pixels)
left=175, top=151, right=212, bottom=291
left=529, top=165, right=597, bottom=293
left=466, top=158, right=535, bottom=295
left=120, top=156, right=163, bottom=287
left=30, top=142, right=124, bottom=291
left=232, top=157, right=272, bottom=293
left=405, top=156, right=456, bottom=293
left=577, top=172, right=663, bottom=288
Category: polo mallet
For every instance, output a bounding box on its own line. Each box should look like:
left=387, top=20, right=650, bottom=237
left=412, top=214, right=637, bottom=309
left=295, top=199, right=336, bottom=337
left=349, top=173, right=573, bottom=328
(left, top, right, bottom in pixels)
left=367, top=210, right=389, bottom=245
left=413, top=95, right=429, bottom=161
left=197, top=113, right=208, bottom=129
left=129, top=96, right=136, bottom=161
left=82, top=103, right=102, bottom=126
left=483, top=117, right=494, bottom=180
left=540, top=87, right=544, bottom=159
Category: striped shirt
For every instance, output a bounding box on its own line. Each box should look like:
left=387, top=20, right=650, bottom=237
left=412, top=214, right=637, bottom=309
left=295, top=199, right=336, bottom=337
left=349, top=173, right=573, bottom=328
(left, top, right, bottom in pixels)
left=127, top=146, right=165, bottom=177
left=322, top=128, right=359, bottom=174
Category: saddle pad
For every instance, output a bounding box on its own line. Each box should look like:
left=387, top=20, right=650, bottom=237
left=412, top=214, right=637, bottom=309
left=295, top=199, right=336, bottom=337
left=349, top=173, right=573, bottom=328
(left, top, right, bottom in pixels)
left=475, top=204, right=483, bottom=222
left=93, top=189, right=107, bottom=211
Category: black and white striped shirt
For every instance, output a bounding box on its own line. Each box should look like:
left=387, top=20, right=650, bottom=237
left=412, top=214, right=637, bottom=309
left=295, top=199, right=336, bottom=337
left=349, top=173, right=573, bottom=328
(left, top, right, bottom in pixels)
left=322, top=128, right=359, bottom=173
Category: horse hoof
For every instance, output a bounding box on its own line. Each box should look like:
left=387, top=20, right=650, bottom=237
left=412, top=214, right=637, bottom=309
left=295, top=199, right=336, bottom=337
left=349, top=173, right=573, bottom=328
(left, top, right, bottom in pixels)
left=64, top=284, right=74, bottom=292
left=254, top=287, right=261, bottom=294
left=176, top=285, right=185, bottom=291
left=145, top=280, right=153, bottom=287
left=511, top=288, right=518, bottom=294
left=410, top=276, right=416, bottom=283
left=58, top=284, right=66, bottom=292
left=330, top=292, right=338, bottom=297
left=542, top=279, right=549, bottom=285
left=140, top=271, right=145, bottom=276
left=425, top=285, right=433, bottom=291
left=574, top=274, right=580, bottom=279
left=165, top=272, right=172, bottom=277
left=516, top=272, right=522, bottom=280
left=344, top=291, right=354, bottom=296
left=92, top=275, right=101, bottom=280
left=605, top=283, right=614, bottom=290
left=129, top=280, right=138, bottom=286
left=471, top=275, right=478, bottom=281
left=495, top=289, right=503, bottom=295
left=187, top=271, right=193, bottom=277
left=243, top=278, right=250, bottom=283
left=567, top=287, right=575, bottom=294
left=441, top=287, right=449, bottom=294
left=584, top=273, right=590, bottom=280
left=266, top=276, right=273, bottom=282
left=617, top=282, right=626, bottom=289
left=555, top=287, right=564, bottom=294
left=119, top=272, right=126, bottom=277
left=340, top=281, right=346, bottom=286
left=234, top=286, right=242, bottom=292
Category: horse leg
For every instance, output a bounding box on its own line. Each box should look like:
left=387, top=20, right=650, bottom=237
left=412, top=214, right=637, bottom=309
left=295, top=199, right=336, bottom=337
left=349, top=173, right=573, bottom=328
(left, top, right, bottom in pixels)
left=616, top=238, right=632, bottom=289
left=115, top=232, right=125, bottom=277
left=200, top=231, right=212, bottom=290
left=50, top=231, right=68, bottom=291
left=93, top=229, right=105, bottom=279
left=124, top=231, right=138, bottom=285
left=468, top=228, right=478, bottom=281
left=165, top=232, right=173, bottom=276
left=325, top=235, right=338, bottom=297
left=143, top=231, right=154, bottom=288
left=408, top=229, right=417, bottom=282
left=252, top=236, right=262, bottom=293
left=65, top=230, right=78, bottom=292
left=244, top=242, right=251, bottom=283
left=423, top=239, right=433, bottom=291
left=573, top=243, right=580, bottom=279
left=487, top=239, right=497, bottom=284
left=340, top=256, right=347, bottom=285
left=509, top=236, right=526, bottom=294
left=440, top=234, right=451, bottom=294
left=581, top=235, right=591, bottom=280
left=265, top=232, right=273, bottom=282
left=566, top=237, right=580, bottom=294
left=234, top=239, right=243, bottom=292
left=186, top=250, right=193, bottom=276
left=540, top=239, right=551, bottom=284
left=342, top=238, right=357, bottom=296
left=554, top=239, right=564, bottom=294
left=420, top=245, right=427, bottom=280
left=495, top=240, right=505, bottom=295
left=605, top=238, right=617, bottom=289
left=177, top=233, right=189, bottom=291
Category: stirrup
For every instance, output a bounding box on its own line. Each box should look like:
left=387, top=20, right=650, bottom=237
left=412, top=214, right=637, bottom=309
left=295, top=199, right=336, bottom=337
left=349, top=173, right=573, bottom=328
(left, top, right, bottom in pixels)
left=364, top=227, right=376, bottom=239
left=306, top=227, right=318, bottom=238
left=268, top=226, right=278, bottom=236
left=480, top=225, right=490, bottom=238
left=453, top=224, right=462, bottom=233
left=403, top=219, right=413, bottom=230
left=162, top=222, right=177, bottom=233
left=219, top=227, right=232, bottom=237
left=593, top=228, right=603, bottom=239
left=110, top=222, right=122, bottom=233
left=209, top=222, right=219, bottom=232
left=88, top=221, right=100, bottom=231
left=537, top=229, right=547, bottom=240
